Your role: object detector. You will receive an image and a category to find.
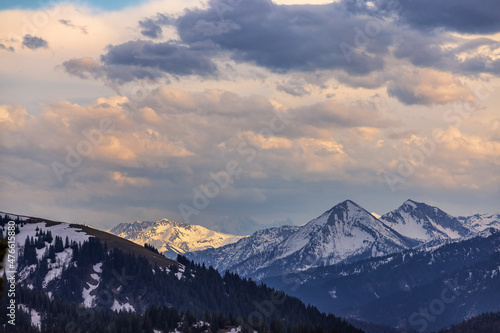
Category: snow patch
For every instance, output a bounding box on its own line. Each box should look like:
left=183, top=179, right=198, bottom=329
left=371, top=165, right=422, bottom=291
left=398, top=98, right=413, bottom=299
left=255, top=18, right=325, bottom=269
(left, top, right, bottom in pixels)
left=111, top=300, right=135, bottom=312
left=82, top=262, right=102, bottom=308
left=18, top=304, right=41, bottom=329
left=43, top=247, right=74, bottom=288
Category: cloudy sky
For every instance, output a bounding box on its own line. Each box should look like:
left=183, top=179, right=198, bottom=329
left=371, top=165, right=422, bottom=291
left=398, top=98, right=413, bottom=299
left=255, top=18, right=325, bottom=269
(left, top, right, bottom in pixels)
left=0, top=0, right=499, bottom=230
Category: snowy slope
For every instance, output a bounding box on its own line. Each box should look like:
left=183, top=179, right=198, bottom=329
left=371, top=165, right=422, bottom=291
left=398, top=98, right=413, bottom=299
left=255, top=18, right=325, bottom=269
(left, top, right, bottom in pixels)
left=186, top=225, right=300, bottom=271
left=187, top=200, right=416, bottom=279
left=380, top=199, right=472, bottom=243
left=274, top=200, right=413, bottom=263
left=0, top=220, right=91, bottom=277
left=0, top=215, right=177, bottom=317
left=109, top=219, right=244, bottom=259
left=459, top=213, right=500, bottom=232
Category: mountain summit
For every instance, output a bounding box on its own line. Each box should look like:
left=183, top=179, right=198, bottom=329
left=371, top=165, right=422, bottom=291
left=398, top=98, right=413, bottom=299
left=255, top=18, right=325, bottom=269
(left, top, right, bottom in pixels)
left=380, top=199, right=471, bottom=243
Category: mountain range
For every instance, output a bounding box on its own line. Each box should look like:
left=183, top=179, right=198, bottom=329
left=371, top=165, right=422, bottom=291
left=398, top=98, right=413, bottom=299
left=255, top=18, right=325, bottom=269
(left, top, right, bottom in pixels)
left=0, top=213, right=362, bottom=333
left=109, top=219, right=244, bottom=259
left=186, top=199, right=496, bottom=280
left=2, top=198, right=499, bottom=332
left=181, top=199, right=500, bottom=331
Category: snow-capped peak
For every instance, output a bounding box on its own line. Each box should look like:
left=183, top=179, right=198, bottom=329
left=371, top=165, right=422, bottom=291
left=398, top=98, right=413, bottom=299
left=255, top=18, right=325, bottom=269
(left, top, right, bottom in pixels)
left=110, top=219, right=244, bottom=259
left=258, top=200, right=413, bottom=272
left=380, top=200, right=471, bottom=243
left=403, top=199, right=418, bottom=210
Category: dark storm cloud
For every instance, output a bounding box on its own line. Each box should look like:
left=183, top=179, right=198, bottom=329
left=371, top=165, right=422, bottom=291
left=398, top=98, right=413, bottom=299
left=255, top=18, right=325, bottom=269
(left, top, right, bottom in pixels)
left=174, top=0, right=388, bottom=75
left=392, top=0, right=500, bottom=34
left=22, top=34, right=48, bottom=50
left=139, top=14, right=172, bottom=39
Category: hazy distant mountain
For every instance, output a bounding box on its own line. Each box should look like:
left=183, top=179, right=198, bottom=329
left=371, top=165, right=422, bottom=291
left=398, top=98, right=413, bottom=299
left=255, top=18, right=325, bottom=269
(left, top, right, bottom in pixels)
left=200, top=216, right=296, bottom=236
left=109, top=219, right=243, bottom=259
left=380, top=199, right=472, bottom=243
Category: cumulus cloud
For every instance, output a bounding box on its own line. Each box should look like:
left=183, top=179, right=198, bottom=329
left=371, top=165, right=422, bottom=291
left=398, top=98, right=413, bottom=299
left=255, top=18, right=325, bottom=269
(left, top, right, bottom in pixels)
left=102, top=40, right=218, bottom=77
left=22, top=34, right=48, bottom=50
left=56, top=0, right=500, bottom=91
left=290, top=99, right=398, bottom=131
left=434, top=126, right=500, bottom=158
left=139, top=14, right=172, bottom=39
left=62, top=40, right=218, bottom=83
left=175, top=0, right=387, bottom=75
left=387, top=68, right=476, bottom=105
left=62, top=57, right=105, bottom=80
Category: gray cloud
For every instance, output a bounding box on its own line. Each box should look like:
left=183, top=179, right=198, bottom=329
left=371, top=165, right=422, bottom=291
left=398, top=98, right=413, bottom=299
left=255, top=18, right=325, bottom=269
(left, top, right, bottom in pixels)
left=291, top=100, right=398, bottom=130
left=62, top=40, right=218, bottom=83
left=0, top=43, right=14, bottom=52
left=139, top=18, right=163, bottom=38
left=22, top=34, right=48, bottom=50
left=101, top=40, right=218, bottom=80
left=62, top=57, right=105, bottom=80
left=139, top=14, right=171, bottom=39
left=59, top=0, right=500, bottom=105
left=276, top=79, right=310, bottom=97
left=392, top=32, right=500, bottom=76
left=390, top=0, right=500, bottom=34
left=59, top=19, right=88, bottom=34
left=174, top=0, right=388, bottom=75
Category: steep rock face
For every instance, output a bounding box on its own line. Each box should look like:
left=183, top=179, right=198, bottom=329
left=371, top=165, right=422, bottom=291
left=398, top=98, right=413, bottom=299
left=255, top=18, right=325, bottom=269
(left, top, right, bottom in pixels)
left=380, top=199, right=472, bottom=243
left=110, top=219, right=243, bottom=258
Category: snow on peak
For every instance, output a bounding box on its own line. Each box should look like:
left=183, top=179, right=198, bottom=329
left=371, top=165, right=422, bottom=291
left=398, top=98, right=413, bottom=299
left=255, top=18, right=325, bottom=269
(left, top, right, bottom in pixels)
left=110, top=219, right=245, bottom=258
left=403, top=199, right=418, bottom=209
left=380, top=200, right=471, bottom=243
